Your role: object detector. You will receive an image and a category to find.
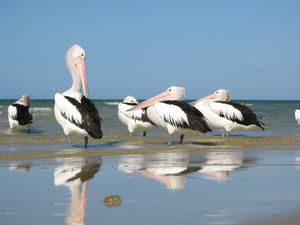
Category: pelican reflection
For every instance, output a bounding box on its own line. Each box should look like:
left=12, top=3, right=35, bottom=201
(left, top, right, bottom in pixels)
left=198, top=151, right=255, bottom=181
left=54, top=157, right=101, bottom=225
left=119, top=152, right=201, bottom=189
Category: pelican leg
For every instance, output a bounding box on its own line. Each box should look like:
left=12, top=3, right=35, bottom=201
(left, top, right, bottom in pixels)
left=27, top=128, right=31, bottom=134
left=66, top=135, right=71, bottom=147
left=179, top=134, right=184, bottom=144
left=221, top=130, right=225, bottom=137
left=143, top=131, right=146, bottom=137
left=226, top=131, right=230, bottom=137
left=168, top=134, right=173, bottom=146
left=129, top=132, right=133, bottom=137
left=84, top=136, right=88, bottom=148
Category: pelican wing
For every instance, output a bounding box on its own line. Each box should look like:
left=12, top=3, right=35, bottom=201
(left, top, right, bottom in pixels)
left=209, top=101, right=264, bottom=129
left=9, top=104, right=32, bottom=125
left=55, top=93, right=83, bottom=128
left=125, top=108, right=153, bottom=124
left=8, top=105, right=17, bottom=120
left=80, top=96, right=103, bottom=139
left=155, top=101, right=211, bottom=132
left=295, top=109, right=300, bottom=121
left=119, top=102, right=154, bottom=124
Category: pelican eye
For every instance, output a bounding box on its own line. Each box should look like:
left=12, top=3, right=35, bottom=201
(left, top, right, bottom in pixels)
left=168, top=88, right=172, bottom=92
left=81, top=53, right=84, bottom=58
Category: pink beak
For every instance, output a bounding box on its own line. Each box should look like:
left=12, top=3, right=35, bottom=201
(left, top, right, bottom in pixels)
left=74, top=56, right=88, bottom=98
left=128, top=90, right=171, bottom=111
left=190, top=93, right=217, bottom=106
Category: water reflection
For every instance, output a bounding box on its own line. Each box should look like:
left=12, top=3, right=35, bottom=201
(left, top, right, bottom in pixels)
left=198, top=151, right=254, bottom=181
left=119, top=150, right=256, bottom=189
left=119, top=152, right=201, bottom=189
left=9, top=163, right=33, bottom=172
left=54, top=157, right=101, bottom=225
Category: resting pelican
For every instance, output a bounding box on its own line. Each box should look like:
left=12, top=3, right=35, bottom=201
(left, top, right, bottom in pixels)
left=54, top=45, right=102, bottom=148
left=295, top=108, right=300, bottom=126
left=129, top=86, right=211, bottom=145
left=118, top=96, right=155, bottom=136
left=191, top=89, right=264, bottom=136
left=8, top=94, right=32, bottom=132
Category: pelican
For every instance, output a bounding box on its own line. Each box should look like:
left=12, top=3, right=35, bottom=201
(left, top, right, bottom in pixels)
left=129, top=86, right=211, bottom=145
left=8, top=94, right=32, bottom=132
left=295, top=108, right=300, bottom=126
left=54, top=45, right=102, bottom=148
left=118, top=96, right=155, bottom=136
left=191, top=89, right=264, bottom=136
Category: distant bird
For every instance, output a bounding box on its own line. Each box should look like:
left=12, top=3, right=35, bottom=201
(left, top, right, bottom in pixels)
left=54, top=45, right=102, bottom=148
left=8, top=94, right=32, bottom=132
left=118, top=96, right=155, bottom=136
left=129, top=86, right=211, bottom=145
left=191, top=89, right=264, bottom=136
left=295, top=108, right=300, bottom=126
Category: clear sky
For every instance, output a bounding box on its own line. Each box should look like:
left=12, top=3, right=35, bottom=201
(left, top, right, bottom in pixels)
left=2, top=0, right=300, bottom=100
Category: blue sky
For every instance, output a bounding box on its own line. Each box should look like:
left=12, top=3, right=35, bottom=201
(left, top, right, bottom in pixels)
left=2, top=1, right=300, bottom=100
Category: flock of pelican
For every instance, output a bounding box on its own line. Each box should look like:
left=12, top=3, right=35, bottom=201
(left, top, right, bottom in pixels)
left=7, top=45, right=300, bottom=147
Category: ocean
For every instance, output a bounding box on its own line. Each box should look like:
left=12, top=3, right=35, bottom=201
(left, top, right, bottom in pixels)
left=1, top=99, right=300, bottom=225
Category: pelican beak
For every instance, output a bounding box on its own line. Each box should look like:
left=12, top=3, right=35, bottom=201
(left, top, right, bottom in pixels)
left=190, top=93, right=217, bottom=106
left=74, top=56, right=88, bottom=98
left=128, top=91, right=171, bottom=111
left=15, top=97, right=23, bottom=104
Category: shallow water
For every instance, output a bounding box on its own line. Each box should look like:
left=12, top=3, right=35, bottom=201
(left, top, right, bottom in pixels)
left=1, top=99, right=300, bottom=224
left=1, top=149, right=300, bottom=225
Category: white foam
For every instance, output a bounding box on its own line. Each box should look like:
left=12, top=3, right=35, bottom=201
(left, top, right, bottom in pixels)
left=104, top=102, right=120, bottom=106
left=32, top=107, right=52, bottom=112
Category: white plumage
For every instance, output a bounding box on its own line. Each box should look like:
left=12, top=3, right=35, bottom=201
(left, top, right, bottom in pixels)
left=295, top=109, right=300, bottom=126
left=148, top=102, right=190, bottom=133
left=8, top=94, right=32, bottom=131
left=54, top=45, right=102, bottom=148
left=54, top=92, right=86, bottom=136
left=118, top=96, right=155, bottom=136
left=192, top=89, right=264, bottom=136
left=8, top=105, right=18, bottom=128
left=129, top=86, right=211, bottom=145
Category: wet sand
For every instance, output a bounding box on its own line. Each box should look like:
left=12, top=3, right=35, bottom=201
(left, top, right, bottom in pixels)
left=1, top=132, right=300, bottom=225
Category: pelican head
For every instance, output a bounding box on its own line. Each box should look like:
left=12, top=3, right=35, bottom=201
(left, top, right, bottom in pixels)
left=65, top=45, right=88, bottom=97
left=214, top=89, right=230, bottom=101
left=123, top=96, right=139, bottom=104
left=16, top=94, right=31, bottom=106
left=129, top=86, right=185, bottom=111
left=190, top=89, right=230, bottom=106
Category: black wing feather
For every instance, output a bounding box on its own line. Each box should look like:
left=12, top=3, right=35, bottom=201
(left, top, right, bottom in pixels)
left=217, top=101, right=264, bottom=130
left=64, top=96, right=103, bottom=139
left=129, top=108, right=155, bottom=125
left=12, top=104, right=32, bottom=125
left=161, top=100, right=211, bottom=133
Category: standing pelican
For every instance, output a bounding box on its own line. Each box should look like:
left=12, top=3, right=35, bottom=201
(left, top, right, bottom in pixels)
left=129, top=86, right=211, bottom=145
left=295, top=108, right=300, bottom=126
left=191, top=89, right=264, bottom=136
left=118, top=96, right=155, bottom=136
left=8, top=94, right=32, bottom=132
left=54, top=45, right=102, bottom=148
